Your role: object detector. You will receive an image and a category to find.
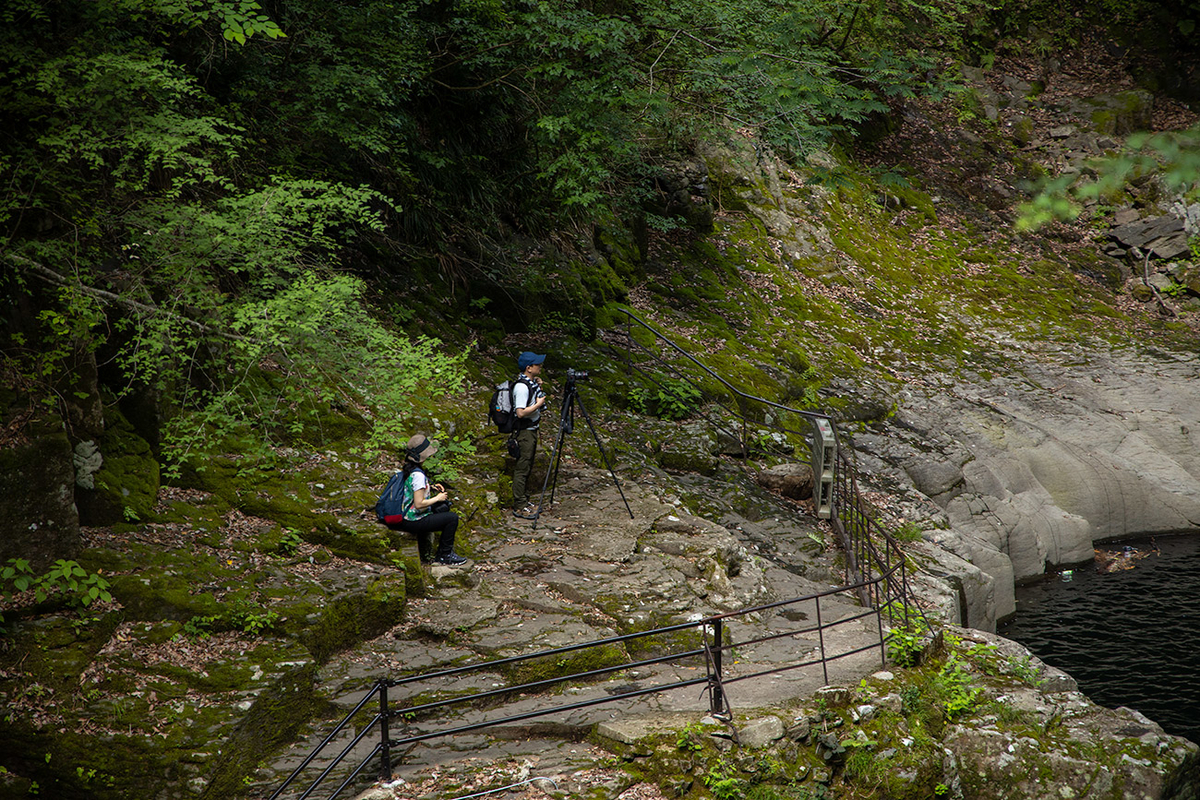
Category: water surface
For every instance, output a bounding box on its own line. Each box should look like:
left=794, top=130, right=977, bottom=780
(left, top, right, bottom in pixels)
left=1000, top=533, right=1200, bottom=743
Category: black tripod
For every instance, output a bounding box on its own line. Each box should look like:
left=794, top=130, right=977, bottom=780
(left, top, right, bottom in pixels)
left=531, top=373, right=633, bottom=528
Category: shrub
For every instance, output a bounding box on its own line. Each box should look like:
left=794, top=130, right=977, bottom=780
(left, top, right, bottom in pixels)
left=887, top=616, right=929, bottom=667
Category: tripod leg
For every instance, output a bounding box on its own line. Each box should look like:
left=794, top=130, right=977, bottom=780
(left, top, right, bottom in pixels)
left=571, top=394, right=634, bottom=519
left=532, top=388, right=573, bottom=529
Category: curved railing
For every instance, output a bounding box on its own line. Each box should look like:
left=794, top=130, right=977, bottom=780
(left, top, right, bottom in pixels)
left=267, top=310, right=923, bottom=800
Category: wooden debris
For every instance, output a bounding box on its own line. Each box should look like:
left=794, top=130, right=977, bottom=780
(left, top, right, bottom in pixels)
left=1094, top=543, right=1159, bottom=574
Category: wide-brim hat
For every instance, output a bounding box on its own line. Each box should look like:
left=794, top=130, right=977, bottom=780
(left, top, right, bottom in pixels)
left=518, top=351, right=546, bottom=371
left=405, top=434, right=437, bottom=462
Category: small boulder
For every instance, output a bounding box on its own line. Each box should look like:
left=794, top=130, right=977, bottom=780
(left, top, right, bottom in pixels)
left=756, top=463, right=814, bottom=500
left=738, top=715, right=784, bottom=748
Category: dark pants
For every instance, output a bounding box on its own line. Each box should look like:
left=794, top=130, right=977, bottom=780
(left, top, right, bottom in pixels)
left=394, top=512, right=458, bottom=562
left=512, top=427, right=538, bottom=507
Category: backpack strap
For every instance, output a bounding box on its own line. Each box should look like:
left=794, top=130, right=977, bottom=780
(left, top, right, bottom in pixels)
left=399, top=464, right=430, bottom=519
left=512, top=374, right=535, bottom=430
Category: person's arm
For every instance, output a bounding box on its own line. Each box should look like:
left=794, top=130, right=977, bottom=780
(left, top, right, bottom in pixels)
left=515, top=379, right=546, bottom=418
left=412, top=477, right=448, bottom=509
left=415, top=488, right=448, bottom=508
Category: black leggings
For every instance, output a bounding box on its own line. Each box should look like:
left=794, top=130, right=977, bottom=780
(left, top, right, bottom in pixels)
left=394, top=512, right=458, bottom=561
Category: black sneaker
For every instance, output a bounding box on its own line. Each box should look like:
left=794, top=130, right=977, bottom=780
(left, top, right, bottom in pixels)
left=434, top=553, right=468, bottom=566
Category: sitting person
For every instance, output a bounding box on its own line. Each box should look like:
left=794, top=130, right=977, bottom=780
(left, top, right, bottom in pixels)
left=382, top=434, right=468, bottom=566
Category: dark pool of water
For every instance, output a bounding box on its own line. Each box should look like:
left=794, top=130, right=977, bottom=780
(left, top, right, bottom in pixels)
left=999, top=533, right=1200, bottom=743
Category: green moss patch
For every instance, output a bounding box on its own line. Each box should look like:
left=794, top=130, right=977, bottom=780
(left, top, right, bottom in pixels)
left=298, top=575, right=407, bottom=663
left=75, top=405, right=160, bottom=526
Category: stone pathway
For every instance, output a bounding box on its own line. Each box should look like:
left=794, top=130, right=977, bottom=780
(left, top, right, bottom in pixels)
left=256, top=465, right=890, bottom=800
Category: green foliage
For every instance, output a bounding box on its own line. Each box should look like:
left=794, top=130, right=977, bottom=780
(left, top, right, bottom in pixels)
left=887, top=616, right=929, bottom=667
left=182, top=615, right=221, bottom=640
left=676, top=722, right=706, bottom=754
left=278, top=529, right=304, bottom=556
left=1006, top=654, right=1044, bottom=686
left=153, top=271, right=470, bottom=476
left=934, top=651, right=982, bottom=719
left=955, top=634, right=1045, bottom=687
left=5, top=0, right=983, bottom=261
left=893, top=521, right=925, bottom=543
left=20, top=50, right=243, bottom=201
left=230, top=607, right=281, bottom=636
left=1020, top=128, right=1200, bottom=230
left=415, top=431, right=474, bottom=484
left=627, top=379, right=703, bottom=421
left=182, top=604, right=281, bottom=639
left=4, top=558, right=112, bottom=608
left=703, top=759, right=744, bottom=800
left=0, top=559, right=113, bottom=633
left=1162, top=281, right=1188, bottom=298
left=1015, top=174, right=1082, bottom=231
left=0, top=0, right=1066, bottom=517
left=1, top=559, right=36, bottom=595
left=534, top=310, right=593, bottom=340
left=39, top=560, right=110, bottom=607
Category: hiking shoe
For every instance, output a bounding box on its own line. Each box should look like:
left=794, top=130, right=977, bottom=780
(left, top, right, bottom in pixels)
left=434, top=552, right=468, bottom=566
left=512, top=503, right=539, bottom=520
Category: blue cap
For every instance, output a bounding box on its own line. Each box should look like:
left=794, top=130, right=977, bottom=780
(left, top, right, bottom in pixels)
left=518, top=351, right=546, bottom=371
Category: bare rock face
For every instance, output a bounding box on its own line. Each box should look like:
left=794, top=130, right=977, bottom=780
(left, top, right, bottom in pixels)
left=852, top=345, right=1200, bottom=629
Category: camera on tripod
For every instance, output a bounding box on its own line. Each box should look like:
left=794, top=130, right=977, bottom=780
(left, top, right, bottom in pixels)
left=530, top=362, right=633, bottom=527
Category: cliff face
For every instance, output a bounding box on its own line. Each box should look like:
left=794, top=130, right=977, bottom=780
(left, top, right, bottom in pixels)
left=851, top=344, right=1200, bottom=626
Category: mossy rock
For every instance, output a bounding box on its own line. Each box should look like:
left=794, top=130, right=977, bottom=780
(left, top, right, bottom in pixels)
left=595, top=222, right=646, bottom=284
left=0, top=612, right=123, bottom=689
left=657, top=448, right=721, bottom=476
left=298, top=574, right=407, bottom=663
left=1129, top=282, right=1155, bottom=302
left=1009, top=114, right=1035, bottom=146
left=0, top=630, right=319, bottom=800
left=75, top=405, right=159, bottom=526
left=499, top=641, right=628, bottom=686
left=1087, top=89, right=1154, bottom=137
left=151, top=490, right=230, bottom=532
left=105, top=551, right=229, bottom=622
left=1067, top=251, right=1129, bottom=290
left=200, top=655, right=323, bottom=799
left=176, top=454, right=385, bottom=558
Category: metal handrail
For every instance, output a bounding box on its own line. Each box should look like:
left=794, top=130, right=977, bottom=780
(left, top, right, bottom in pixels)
left=268, top=311, right=922, bottom=800
left=614, top=310, right=834, bottom=453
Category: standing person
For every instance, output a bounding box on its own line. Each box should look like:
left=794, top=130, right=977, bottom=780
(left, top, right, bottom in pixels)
left=511, top=351, right=547, bottom=519
left=389, top=434, right=468, bottom=565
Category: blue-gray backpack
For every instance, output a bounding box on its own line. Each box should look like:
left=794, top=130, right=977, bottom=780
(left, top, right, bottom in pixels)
left=488, top=375, right=532, bottom=434
left=375, top=469, right=409, bottom=522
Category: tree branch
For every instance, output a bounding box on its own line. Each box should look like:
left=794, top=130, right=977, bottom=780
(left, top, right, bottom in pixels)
left=5, top=252, right=250, bottom=341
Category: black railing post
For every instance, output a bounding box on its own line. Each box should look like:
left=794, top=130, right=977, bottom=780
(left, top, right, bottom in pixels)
left=876, top=604, right=887, bottom=669
left=378, top=682, right=391, bottom=781
left=710, top=619, right=724, bottom=714
left=816, top=595, right=828, bottom=686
